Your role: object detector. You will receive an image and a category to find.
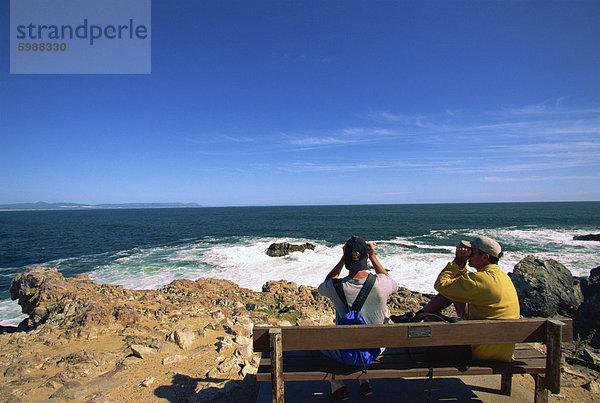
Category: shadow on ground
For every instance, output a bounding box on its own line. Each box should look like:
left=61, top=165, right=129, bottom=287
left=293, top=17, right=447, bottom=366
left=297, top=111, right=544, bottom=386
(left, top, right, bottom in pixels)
left=257, top=375, right=534, bottom=402
left=154, top=373, right=259, bottom=402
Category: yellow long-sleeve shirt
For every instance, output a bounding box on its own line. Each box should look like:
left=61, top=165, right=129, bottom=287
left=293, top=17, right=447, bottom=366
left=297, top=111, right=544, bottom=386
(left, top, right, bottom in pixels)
left=434, top=262, right=520, bottom=362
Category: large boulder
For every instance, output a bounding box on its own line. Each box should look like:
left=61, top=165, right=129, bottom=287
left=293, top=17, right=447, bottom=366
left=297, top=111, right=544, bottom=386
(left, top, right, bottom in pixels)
left=510, top=255, right=583, bottom=318
left=10, top=266, right=67, bottom=320
left=574, top=266, right=600, bottom=345
left=266, top=242, right=316, bottom=257
left=9, top=267, right=141, bottom=335
left=261, top=280, right=331, bottom=312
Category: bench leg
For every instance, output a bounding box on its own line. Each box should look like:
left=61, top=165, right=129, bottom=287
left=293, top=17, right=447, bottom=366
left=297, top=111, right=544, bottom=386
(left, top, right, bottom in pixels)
left=270, top=328, right=285, bottom=403
left=533, top=374, right=548, bottom=403
left=500, top=373, right=512, bottom=395
left=545, top=320, right=563, bottom=395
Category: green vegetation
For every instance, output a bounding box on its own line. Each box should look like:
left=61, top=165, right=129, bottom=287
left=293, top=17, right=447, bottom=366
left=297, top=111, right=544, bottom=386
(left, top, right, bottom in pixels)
left=574, top=330, right=597, bottom=358
left=256, top=302, right=302, bottom=325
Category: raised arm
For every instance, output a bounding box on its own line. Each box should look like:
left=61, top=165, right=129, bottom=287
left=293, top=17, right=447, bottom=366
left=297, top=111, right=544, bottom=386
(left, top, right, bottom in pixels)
left=366, top=242, right=389, bottom=275
left=324, top=248, right=345, bottom=280
left=453, top=244, right=471, bottom=268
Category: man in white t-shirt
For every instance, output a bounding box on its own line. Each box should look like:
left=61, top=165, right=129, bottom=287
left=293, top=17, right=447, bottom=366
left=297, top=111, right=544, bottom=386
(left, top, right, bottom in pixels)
left=318, top=236, right=398, bottom=401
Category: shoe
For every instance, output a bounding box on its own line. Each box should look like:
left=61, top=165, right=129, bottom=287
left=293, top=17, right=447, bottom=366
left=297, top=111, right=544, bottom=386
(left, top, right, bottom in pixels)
left=359, top=382, right=373, bottom=398
left=329, top=386, right=349, bottom=402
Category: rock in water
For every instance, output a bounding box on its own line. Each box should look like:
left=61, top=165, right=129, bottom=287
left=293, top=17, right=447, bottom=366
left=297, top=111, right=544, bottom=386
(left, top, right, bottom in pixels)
left=574, top=266, right=600, bottom=345
left=573, top=234, right=600, bottom=241
left=266, top=242, right=316, bottom=257
left=511, top=255, right=583, bottom=317
left=9, top=266, right=69, bottom=324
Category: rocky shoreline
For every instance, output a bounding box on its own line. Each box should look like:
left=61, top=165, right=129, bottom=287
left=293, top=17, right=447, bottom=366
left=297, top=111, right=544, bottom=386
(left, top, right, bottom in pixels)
left=1, top=256, right=599, bottom=402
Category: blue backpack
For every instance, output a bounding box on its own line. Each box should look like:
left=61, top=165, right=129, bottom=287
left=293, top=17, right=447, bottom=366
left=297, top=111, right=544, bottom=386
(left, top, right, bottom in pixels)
left=333, top=274, right=381, bottom=372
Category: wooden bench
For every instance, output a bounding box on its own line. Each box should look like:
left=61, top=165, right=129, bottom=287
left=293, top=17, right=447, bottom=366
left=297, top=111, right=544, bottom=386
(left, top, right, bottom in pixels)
left=253, top=318, right=573, bottom=402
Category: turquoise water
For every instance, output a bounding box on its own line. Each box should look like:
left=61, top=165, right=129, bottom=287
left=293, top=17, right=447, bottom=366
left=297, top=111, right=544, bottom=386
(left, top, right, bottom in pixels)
left=1, top=202, right=599, bottom=325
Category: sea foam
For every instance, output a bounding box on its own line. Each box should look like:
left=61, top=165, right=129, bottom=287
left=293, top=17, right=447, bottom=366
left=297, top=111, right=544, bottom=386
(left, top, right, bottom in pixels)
left=84, top=231, right=597, bottom=296
left=4, top=228, right=598, bottom=327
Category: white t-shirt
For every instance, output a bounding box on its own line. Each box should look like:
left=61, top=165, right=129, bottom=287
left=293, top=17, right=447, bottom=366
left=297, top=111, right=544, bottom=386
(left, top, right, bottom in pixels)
left=318, top=273, right=398, bottom=325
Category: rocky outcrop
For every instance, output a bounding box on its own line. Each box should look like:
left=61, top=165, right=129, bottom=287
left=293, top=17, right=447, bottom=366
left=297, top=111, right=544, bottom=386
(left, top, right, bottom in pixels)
left=6, top=267, right=441, bottom=342
left=6, top=263, right=598, bottom=401
left=3, top=266, right=437, bottom=401
left=262, top=280, right=329, bottom=312
left=266, top=242, right=316, bottom=257
left=3, top=268, right=296, bottom=401
left=510, top=255, right=583, bottom=318
left=573, top=234, right=600, bottom=241
left=10, top=267, right=145, bottom=335
left=388, top=286, right=435, bottom=314
left=574, top=266, right=600, bottom=346
left=10, top=267, right=296, bottom=338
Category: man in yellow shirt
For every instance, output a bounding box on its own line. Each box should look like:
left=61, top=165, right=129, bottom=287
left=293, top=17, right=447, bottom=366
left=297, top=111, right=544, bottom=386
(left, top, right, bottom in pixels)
left=422, top=236, right=520, bottom=362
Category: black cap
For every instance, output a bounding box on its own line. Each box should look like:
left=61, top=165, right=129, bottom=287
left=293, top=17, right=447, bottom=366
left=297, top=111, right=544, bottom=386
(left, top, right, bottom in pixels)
left=344, top=236, right=369, bottom=271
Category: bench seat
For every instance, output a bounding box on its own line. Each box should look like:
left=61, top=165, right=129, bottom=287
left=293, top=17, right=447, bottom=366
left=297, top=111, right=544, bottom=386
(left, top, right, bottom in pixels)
left=257, top=345, right=548, bottom=381
left=253, top=318, right=573, bottom=402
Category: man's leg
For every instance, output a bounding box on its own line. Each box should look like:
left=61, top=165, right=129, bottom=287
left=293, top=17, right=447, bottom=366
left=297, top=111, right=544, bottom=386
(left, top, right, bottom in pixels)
left=453, top=301, right=467, bottom=318
left=423, top=293, right=466, bottom=318
left=422, top=293, right=453, bottom=312
left=320, top=350, right=349, bottom=400
left=330, top=379, right=345, bottom=392
left=321, top=350, right=374, bottom=399
left=359, top=379, right=373, bottom=397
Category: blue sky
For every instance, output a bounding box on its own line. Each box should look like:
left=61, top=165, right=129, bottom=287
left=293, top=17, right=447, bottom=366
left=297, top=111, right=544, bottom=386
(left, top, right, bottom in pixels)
left=1, top=1, right=599, bottom=206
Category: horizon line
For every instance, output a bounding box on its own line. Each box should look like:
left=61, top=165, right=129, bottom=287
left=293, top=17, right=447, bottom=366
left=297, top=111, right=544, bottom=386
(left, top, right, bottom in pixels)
left=1, top=199, right=599, bottom=211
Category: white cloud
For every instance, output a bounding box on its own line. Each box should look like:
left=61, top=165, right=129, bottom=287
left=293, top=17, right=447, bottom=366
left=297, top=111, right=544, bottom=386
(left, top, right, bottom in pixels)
left=290, top=137, right=361, bottom=146
left=223, top=135, right=254, bottom=143
left=277, top=160, right=430, bottom=173
left=366, top=111, right=424, bottom=124
left=445, top=109, right=461, bottom=117
left=190, top=103, right=600, bottom=182
left=481, top=175, right=600, bottom=183
left=503, top=104, right=551, bottom=116
left=475, top=160, right=588, bottom=173
left=340, top=127, right=397, bottom=136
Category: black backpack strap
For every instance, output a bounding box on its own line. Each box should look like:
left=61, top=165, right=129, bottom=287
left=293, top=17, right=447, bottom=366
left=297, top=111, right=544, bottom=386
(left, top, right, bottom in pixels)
left=412, top=311, right=458, bottom=323
left=351, top=273, right=376, bottom=312
left=333, top=278, right=349, bottom=308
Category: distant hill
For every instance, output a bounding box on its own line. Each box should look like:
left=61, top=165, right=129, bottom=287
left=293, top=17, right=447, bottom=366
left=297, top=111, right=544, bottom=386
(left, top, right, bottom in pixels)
left=0, top=202, right=202, bottom=210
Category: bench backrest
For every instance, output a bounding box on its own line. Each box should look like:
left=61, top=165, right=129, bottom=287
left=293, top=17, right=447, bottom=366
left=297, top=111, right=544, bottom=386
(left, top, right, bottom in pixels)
left=253, top=318, right=573, bottom=352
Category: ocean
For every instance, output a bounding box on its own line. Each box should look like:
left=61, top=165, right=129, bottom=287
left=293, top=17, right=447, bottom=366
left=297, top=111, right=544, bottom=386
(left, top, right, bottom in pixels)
left=1, top=202, right=599, bottom=326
